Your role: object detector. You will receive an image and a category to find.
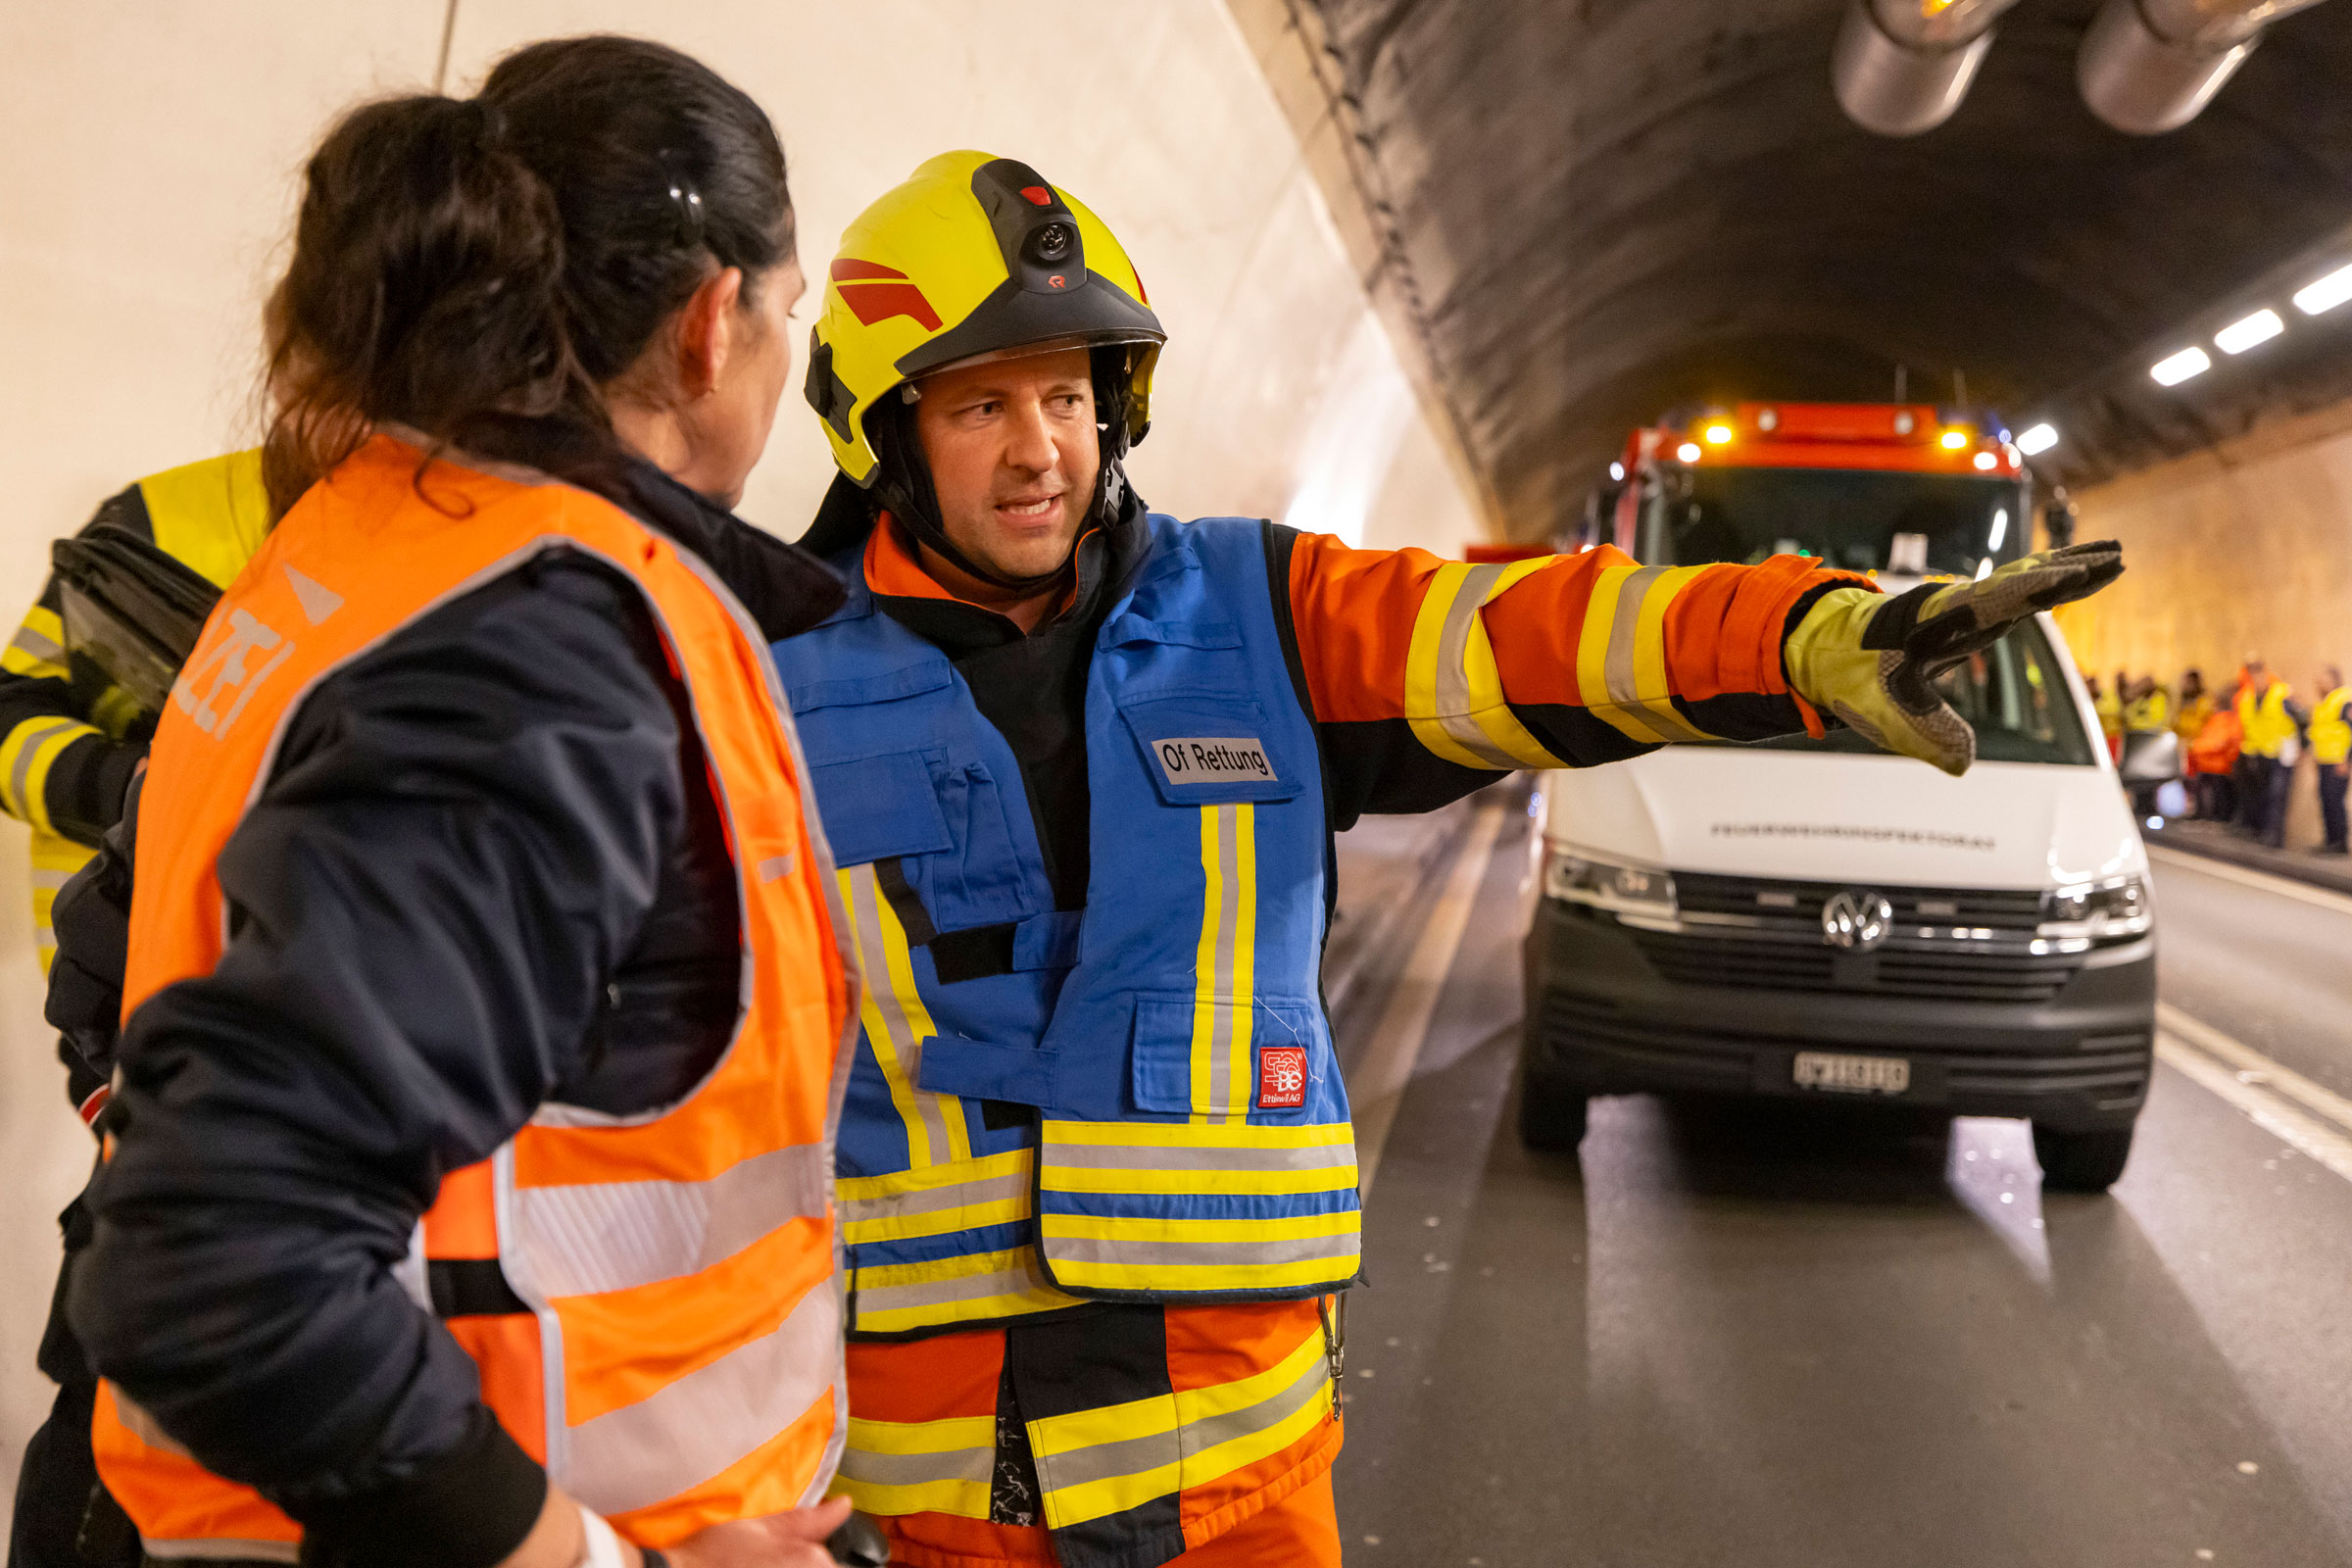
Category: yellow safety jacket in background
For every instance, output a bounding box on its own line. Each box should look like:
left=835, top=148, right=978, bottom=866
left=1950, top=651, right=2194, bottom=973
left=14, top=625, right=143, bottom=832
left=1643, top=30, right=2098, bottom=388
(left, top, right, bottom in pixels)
left=2314, top=686, right=2351, bottom=766
left=2237, top=678, right=2297, bottom=760
left=3, top=452, right=269, bottom=969
left=2124, top=688, right=2170, bottom=733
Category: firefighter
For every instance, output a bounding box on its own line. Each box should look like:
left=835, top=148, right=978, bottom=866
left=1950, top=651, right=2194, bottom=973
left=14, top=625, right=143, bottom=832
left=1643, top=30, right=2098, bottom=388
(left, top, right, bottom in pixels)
left=69, top=37, right=857, bottom=1568
left=5, top=450, right=267, bottom=1568
left=2236, top=655, right=2302, bottom=847
left=2313, top=663, right=2347, bottom=855
left=782, top=150, right=2125, bottom=1568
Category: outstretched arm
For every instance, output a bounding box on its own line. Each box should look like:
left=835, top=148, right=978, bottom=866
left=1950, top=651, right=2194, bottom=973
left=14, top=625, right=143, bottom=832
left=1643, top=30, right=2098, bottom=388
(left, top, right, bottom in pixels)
left=1268, top=526, right=1862, bottom=823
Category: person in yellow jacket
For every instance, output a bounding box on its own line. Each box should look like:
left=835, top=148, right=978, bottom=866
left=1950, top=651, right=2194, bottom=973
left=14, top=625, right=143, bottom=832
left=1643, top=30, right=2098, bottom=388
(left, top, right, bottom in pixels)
left=2236, top=655, right=2303, bottom=847
left=2172, top=668, right=2212, bottom=753
left=6, top=452, right=270, bottom=1568
left=0, top=452, right=269, bottom=981
left=2091, top=673, right=2124, bottom=761
left=68, top=35, right=861, bottom=1568
left=781, top=149, right=2124, bottom=1568
left=2314, top=662, right=2347, bottom=854
left=2123, top=674, right=2170, bottom=736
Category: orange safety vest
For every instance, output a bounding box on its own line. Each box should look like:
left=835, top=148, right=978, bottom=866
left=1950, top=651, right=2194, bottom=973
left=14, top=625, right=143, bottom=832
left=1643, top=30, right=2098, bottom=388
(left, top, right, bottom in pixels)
left=91, top=434, right=858, bottom=1558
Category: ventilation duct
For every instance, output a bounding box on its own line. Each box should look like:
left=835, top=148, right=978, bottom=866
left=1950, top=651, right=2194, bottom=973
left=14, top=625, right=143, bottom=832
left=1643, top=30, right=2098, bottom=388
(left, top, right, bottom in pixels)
left=1834, top=0, right=2027, bottom=135
left=2079, top=0, right=2337, bottom=134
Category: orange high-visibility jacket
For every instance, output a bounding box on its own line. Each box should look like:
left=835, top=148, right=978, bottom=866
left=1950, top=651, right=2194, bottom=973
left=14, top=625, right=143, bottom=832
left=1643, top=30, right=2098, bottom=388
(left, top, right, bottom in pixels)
left=91, top=435, right=858, bottom=1557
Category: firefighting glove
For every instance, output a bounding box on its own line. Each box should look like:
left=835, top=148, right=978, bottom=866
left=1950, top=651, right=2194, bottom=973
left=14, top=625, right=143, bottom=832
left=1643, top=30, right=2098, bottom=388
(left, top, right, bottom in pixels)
left=1783, top=541, right=2125, bottom=777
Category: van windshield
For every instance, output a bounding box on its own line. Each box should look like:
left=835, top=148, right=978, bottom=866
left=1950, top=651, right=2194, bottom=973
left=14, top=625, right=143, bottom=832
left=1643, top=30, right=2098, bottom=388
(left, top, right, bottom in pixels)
left=1647, top=466, right=2026, bottom=575
left=1742, top=616, right=2096, bottom=766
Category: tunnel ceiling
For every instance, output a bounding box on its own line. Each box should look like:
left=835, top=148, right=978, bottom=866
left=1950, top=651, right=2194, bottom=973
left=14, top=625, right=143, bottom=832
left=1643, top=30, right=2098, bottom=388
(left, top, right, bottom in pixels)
left=1302, top=0, right=2352, bottom=538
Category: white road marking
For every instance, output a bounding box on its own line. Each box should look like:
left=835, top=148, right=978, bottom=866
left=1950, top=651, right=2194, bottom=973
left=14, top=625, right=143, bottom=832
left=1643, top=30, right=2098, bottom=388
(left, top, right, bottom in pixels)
left=2158, top=1002, right=2352, bottom=1137
left=2146, top=844, right=2352, bottom=919
left=2156, top=1005, right=2352, bottom=1186
left=1348, top=800, right=1508, bottom=1195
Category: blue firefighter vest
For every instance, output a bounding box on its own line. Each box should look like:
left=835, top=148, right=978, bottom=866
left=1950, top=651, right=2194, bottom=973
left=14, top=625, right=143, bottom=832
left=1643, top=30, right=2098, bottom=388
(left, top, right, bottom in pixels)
left=772, top=514, right=1361, bottom=1340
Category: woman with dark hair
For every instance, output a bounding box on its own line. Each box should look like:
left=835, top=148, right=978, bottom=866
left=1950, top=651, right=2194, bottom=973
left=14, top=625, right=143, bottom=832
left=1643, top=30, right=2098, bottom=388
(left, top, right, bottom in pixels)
left=70, top=36, right=858, bottom=1568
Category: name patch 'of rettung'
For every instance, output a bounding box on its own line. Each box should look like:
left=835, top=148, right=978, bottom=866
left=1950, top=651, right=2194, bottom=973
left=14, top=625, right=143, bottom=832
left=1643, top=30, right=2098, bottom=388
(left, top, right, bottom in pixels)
left=1152, top=735, right=1275, bottom=785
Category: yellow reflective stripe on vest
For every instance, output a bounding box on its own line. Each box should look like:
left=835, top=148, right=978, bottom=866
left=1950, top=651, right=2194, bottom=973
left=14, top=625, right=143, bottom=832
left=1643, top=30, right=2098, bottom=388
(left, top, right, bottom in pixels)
left=838, top=1148, right=1035, bottom=1245
left=1574, top=564, right=1715, bottom=745
left=508, top=1141, right=831, bottom=1298
left=1190, top=804, right=1256, bottom=1122
left=1404, top=559, right=1570, bottom=770
left=1029, top=1323, right=1333, bottom=1530
left=1037, top=1121, right=1361, bottom=1293
left=834, top=1414, right=995, bottom=1519
left=838, top=861, right=971, bottom=1167
left=849, top=1245, right=1082, bottom=1336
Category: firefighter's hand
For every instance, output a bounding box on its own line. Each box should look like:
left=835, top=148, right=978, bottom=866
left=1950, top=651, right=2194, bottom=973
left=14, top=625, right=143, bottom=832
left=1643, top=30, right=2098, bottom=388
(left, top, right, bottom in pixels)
left=663, top=1495, right=857, bottom=1567
left=1783, top=541, right=2124, bottom=776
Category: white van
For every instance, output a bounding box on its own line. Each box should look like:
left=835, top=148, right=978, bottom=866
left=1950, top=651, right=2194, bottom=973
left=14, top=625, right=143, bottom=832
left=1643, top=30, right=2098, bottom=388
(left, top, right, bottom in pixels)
left=1522, top=408, right=2155, bottom=1192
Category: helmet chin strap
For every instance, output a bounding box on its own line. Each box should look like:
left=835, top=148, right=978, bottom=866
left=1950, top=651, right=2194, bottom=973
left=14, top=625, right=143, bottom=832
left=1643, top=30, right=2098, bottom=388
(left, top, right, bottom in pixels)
left=868, top=371, right=1133, bottom=597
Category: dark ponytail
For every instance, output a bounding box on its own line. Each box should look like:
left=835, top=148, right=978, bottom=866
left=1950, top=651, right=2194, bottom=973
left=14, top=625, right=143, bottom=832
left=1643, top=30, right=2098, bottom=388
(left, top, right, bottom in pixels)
left=263, top=36, right=793, bottom=516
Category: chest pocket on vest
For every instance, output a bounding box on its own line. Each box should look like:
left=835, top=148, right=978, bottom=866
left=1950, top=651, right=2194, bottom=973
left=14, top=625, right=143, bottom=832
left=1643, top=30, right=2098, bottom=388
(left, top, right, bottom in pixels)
left=1118, top=693, right=1305, bottom=808
left=809, top=748, right=1035, bottom=929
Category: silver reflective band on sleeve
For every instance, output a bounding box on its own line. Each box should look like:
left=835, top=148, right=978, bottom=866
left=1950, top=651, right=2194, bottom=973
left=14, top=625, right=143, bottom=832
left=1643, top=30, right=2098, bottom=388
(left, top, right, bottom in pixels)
left=1429, top=563, right=1526, bottom=769
left=513, top=1141, right=831, bottom=1298
left=139, top=1541, right=300, bottom=1563
left=1600, top=566, right=1710, bottom=744
left=558, top=1272, right=842, bottom=1516
left=10, top=623, right=64, bottom=663
left=1040, top=1141, right=1356, bottom=1173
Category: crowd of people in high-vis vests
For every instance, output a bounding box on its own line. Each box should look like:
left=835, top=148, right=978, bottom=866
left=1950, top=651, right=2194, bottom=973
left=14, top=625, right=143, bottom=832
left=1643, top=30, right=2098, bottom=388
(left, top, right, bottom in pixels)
left=6, top=33, right=2127, bottom=1568
left=2092, top=660, right=2348, bottom=853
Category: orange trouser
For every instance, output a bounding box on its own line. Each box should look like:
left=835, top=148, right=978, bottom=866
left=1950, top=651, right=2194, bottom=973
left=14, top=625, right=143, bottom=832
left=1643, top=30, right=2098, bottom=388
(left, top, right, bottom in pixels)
left=877, top=1470, right=1341, bottom=1568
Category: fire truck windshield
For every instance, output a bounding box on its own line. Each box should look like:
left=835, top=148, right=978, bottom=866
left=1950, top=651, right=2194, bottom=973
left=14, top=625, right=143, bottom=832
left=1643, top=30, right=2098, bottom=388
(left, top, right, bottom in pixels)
left=1647, top=466, right=2026, bottom=575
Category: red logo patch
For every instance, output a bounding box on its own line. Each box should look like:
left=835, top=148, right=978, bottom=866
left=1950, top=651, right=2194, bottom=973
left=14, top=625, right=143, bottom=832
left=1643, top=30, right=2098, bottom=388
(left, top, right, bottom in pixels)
left=1258, top=1046, right=1307, bottom=1109
left=1021, top=185, right=1054, bottom=207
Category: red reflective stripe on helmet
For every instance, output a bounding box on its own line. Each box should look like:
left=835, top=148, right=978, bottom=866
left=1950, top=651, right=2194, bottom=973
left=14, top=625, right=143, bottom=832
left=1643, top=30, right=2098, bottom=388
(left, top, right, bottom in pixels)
left=838, top=281, right=943, bottom=331
left=830, top=258, right=908, bottom=282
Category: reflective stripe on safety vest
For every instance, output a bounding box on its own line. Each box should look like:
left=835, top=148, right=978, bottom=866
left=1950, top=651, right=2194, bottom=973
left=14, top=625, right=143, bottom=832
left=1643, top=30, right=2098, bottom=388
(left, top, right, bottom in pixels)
left=94, top=434, right=858, bottom=1554
left=1028, top=1313, right=1334, bottom=1535
left=1574, top=563, right=1720, bottom=745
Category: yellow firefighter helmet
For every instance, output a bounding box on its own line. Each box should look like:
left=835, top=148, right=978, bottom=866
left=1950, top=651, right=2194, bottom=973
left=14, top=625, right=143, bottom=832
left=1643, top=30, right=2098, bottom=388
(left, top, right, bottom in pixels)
left=804, top=150, right=1165, bottom=487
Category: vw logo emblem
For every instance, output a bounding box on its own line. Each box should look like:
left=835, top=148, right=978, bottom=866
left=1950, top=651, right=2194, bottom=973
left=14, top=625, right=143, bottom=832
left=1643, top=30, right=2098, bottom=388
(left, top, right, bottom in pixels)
left=1822, top=890, right=1893, bottom=952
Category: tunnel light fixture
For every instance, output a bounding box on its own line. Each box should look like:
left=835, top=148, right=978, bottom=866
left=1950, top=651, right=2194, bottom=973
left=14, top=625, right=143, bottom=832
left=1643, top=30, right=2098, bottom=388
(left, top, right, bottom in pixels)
left=2293, top=263, right=2352, bottom=317
left=1609, top=461, right=1626, bottom=481
left=2150, top=347, right=2210, bottom=386
left=1987, top=508, right=2009, bottom=552
left=2016, top=422, right=2059, bottom=456
left=1972, top=451, right=1998, bottom=470
left=2214, top=309, right=2284, bottom=355
left=1676, top=441, right=1703, bottom=463
left=1938, top=428, right=1969, bottom=450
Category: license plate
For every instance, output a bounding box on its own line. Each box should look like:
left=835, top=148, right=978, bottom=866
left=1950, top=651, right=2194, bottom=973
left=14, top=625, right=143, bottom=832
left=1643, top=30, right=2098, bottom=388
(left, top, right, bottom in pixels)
left=1791, top=1051, right=1912, bottom=1096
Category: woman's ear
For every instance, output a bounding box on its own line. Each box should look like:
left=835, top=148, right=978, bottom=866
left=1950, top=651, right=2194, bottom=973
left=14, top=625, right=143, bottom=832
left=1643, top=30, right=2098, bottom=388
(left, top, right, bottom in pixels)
left=674, top=267, right=747, bottom=400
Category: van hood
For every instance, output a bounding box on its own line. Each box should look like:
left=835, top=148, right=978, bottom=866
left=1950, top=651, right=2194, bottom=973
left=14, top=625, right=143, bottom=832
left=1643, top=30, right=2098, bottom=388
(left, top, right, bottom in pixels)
left=1542, top=747, right=2145, bottom=891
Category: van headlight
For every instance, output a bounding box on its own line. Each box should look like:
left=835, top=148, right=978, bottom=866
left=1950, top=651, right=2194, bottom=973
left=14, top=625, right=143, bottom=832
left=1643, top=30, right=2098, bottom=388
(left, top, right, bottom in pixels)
left=2038, top=874, right=2150, bottom=945
left=1543, top=847, right=1679, bottom=927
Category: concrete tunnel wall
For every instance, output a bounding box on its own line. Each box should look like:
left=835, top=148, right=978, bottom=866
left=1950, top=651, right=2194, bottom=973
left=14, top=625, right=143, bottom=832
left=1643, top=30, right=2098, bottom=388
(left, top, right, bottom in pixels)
left=2052, top=401, right=2352, bottom=849
left=0, top=0, right=1483, bottom=1494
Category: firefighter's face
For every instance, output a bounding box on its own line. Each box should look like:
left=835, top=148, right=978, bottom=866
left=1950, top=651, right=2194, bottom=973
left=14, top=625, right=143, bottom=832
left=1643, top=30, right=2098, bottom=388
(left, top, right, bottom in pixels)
left=914, top=347, right=1101, bottom=584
